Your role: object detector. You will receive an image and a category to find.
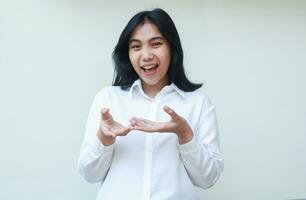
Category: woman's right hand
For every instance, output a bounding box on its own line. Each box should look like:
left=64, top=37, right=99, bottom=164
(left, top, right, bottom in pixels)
left=97, top=108, right=132, bottom=146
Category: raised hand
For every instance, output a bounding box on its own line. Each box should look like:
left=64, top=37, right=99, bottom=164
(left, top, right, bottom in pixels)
left=129, top=106, right=193, bottom=144
left=97, top=108, right=132, bottom=146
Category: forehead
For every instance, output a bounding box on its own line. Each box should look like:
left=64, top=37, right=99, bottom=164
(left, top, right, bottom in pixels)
left=129, top=22, right=163, bottom=41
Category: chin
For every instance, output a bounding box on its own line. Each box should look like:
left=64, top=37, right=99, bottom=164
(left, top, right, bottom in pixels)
left=142, top=78, right=159, bottom=86
left=144, top=81, right=158, bottom=86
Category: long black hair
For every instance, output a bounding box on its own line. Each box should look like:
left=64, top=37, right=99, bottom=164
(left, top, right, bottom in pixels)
left=112, top=8, right=202, bottom=92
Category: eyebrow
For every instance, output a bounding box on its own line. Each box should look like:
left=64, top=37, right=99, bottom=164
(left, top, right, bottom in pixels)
left=129, top=36, right=165, bottom=44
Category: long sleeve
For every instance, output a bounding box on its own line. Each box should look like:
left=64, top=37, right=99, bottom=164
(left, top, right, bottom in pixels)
left=178, top=96, right=224, bottom=189
left=77, top=88, right=114, bottom=183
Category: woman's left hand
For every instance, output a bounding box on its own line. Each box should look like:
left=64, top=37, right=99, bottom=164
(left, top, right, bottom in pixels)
left=129, top=106, right=193, bottom=144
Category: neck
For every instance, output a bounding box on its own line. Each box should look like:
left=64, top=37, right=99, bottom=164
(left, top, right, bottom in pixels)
left=141, top=78, right=168, bottom=98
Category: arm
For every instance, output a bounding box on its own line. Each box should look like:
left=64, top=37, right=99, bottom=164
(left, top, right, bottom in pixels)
left=77, top=89, right=114, bottom=183
left=178, top=97, right=224, bottom=189
left=129, top=96, right=224, bottom=189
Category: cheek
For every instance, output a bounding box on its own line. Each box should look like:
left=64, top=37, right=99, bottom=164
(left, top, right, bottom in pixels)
left=159, top=50, right=171, bottom=67
left=129, top=53, right=138, bottom=68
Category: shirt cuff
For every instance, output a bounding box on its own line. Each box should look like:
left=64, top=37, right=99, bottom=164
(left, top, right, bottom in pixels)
left=177, top=134, right=201, bottom=155
left=90, top=137, right=114, bottom=157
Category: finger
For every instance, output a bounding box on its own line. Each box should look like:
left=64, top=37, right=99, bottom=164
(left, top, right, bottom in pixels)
left=127, top=124, right=135, bottom=130
left=129, top=120, right=137, bottom=127
left=131, top=126, right=147, bottom=132
left=104, top=130, right=116, bottom=138
left=131, top=121, right=160, bottom=132
left=130, top=119, right=149, bottom=128
left=163, top=106, right=179, bottom=120
left=117, top=127, right=130, bottom=136
left=101, top=108, right=113, bottom=123
left=130, top=117, right=152, bottom=124
left=101, top=108, right=109, bottom=119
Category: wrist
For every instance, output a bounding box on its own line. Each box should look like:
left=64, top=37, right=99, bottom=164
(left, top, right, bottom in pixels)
left=97, top=130, right=115, bottom=146
left=177, top=129, right=193, bottom=145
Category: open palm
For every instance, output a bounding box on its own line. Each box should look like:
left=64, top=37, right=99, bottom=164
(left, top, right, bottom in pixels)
left=129, top=117, right=170, bottom=132
left=129, top=106, right=190, bottom=134
left=99, top=108, right=131, bottom=138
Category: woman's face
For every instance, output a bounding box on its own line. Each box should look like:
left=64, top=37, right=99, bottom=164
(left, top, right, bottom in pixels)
left=128, top=22, right=171, bottom=90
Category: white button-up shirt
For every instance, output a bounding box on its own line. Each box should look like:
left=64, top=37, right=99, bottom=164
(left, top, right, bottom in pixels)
left=78, top=79, right=223, bottom=200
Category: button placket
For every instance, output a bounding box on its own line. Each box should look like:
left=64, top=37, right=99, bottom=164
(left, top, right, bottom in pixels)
left=142, top=99, right=158, bottom=200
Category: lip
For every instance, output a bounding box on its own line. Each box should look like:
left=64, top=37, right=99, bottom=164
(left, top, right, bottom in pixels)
left=141, top=64, right=159, bottom=76
left=141, top=63, right=158, bottom=69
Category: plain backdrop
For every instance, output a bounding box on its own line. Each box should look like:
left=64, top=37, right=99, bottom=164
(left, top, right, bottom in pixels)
left=0, top=0, right=305, bottom=199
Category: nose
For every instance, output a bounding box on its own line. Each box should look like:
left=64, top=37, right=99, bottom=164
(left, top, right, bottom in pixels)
left=141, top=47, right=154, bottom=62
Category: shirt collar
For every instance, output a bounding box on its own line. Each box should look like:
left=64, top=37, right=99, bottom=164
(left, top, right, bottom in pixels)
left=169, top=83, right=186, bottom=98
left=129, top=79, right=143, bottom=97
left=129, top=79, right=186, bottom=99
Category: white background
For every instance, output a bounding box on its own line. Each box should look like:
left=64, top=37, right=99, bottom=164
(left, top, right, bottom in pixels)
left=0, top=0, right=305, bottom=199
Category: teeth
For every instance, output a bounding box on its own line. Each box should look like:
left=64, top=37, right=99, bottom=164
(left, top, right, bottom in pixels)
left=142, top=64, right=157, bottom=69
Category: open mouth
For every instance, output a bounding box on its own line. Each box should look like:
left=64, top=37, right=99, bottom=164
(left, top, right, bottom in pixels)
left=141, top=64, right=159, bottom=75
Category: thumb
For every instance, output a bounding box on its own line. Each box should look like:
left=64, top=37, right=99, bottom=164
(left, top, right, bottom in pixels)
left=163, top=106, right=179, bottom=120
left=101, top=108, right=113, bottom=123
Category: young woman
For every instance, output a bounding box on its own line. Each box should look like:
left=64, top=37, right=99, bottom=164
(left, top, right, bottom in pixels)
left=78, top=8, right=223, bottom=200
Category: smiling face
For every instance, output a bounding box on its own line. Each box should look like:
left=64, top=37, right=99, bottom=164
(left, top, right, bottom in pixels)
left=128, top=22, right=171, bottom=96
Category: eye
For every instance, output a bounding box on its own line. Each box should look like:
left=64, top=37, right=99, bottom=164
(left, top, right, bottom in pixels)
left=152, top=42, right=162, bottom=47
left=130, top=44, right=141, bottom=50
